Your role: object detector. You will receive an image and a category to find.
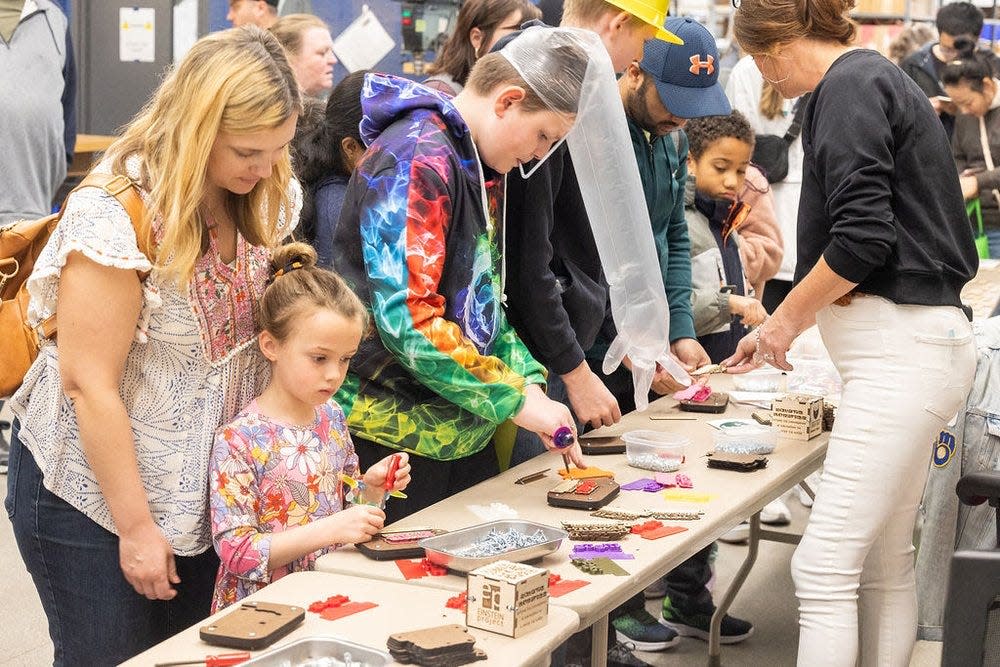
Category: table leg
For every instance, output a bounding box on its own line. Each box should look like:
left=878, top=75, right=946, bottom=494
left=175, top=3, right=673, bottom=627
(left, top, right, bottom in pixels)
left=590, top=614, right=609, bottom=667
left=708, top=513, right=761, bottom=666
left=799, top=479, right=815, bottom=503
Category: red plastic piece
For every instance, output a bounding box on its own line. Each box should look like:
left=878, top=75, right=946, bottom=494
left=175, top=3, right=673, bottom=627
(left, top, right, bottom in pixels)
left=630, top=520, right=663, bottom=534
left=574, top=480, right=598, bottom=494
left=445, top=591, right=468, bottom=611
left=421, top=558, right=448, bottom=576
left=319, top=601, right=378, bottom=621
left=385, top=454, right=401, bottom=491
left=640, top=525, right=688, bottom=540
left=308, top=595, right=351, bottom=613
left=548, top=575, right=590, bottom=597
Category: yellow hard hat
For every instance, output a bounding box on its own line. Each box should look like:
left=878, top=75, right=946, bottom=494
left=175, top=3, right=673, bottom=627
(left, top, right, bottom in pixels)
left=607, top=0, right=683, bottom=44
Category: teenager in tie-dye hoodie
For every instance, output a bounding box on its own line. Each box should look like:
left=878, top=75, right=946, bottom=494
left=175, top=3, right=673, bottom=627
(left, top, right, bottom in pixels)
left=332, top=29, right=595, bottom=520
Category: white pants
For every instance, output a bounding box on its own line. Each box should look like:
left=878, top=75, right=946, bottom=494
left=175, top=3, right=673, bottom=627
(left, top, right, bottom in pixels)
left=794, top=296, right=975, bottom=667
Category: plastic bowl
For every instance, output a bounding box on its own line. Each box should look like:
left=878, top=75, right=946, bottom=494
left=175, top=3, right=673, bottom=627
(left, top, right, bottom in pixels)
left=713, top=424, right=779, bottom=455
left=623, top=430, right=689, bottom=472
left=731, top=367, right=785, bottom=392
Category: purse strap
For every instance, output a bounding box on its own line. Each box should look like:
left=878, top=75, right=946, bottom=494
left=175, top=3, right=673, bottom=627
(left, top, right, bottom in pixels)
left=782, top=93, right=811, bottom=144
left=36, top=172, right=150, bottom=340
left=977, top=115, right=1000, bottom=209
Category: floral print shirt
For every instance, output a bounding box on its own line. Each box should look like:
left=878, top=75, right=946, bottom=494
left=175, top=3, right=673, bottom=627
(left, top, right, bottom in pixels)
left=209, top=400, right=358, bottom=611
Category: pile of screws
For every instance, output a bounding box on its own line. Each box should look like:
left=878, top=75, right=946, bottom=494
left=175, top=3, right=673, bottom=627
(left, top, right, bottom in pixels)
left=450, top=528, right=549, bottom=558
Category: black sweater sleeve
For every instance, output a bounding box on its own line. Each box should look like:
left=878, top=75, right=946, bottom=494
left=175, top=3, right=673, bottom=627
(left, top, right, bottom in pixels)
left=809, top=67, right=898, bottom=283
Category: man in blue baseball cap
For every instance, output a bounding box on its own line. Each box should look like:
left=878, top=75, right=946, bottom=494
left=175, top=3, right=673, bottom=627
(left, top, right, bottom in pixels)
left=588, top=17, right=756, bottom=653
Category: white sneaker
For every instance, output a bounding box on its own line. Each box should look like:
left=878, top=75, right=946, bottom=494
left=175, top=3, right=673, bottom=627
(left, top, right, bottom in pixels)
left=798, top=471, right=821, bottom=507
left=719, top=522, right=749, bottom=544
left=760, top=498, right=791, bottom=526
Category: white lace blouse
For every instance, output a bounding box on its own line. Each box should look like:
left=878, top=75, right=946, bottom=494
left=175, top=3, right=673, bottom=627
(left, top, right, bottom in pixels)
left=10, top=157, right=301, bottom=556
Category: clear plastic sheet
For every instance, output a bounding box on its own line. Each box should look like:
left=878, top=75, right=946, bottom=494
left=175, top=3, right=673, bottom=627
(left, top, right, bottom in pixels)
left=501, top=27, right=689, bottom=410
left=565, top=35, right=690, bottom=409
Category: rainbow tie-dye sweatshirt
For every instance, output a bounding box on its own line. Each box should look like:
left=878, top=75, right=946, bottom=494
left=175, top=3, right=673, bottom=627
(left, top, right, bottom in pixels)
left=331, top=73, right=546, bottom=461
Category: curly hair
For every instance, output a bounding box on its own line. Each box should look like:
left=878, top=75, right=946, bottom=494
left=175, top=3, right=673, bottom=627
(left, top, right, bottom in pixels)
left=685, top=110, right=755, bottom=159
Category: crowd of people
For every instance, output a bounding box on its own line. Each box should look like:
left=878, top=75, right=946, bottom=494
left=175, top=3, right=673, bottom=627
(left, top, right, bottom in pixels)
left=1, top=0, right=993, bottom=665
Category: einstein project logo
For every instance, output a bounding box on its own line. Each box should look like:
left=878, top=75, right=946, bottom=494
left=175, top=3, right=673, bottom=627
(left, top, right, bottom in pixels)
left=933, top=429, right=957, bottom=467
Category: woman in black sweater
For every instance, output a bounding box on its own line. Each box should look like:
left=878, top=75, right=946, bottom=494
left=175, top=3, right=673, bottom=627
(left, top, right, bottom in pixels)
left=727, top=0, right=978, bottom=664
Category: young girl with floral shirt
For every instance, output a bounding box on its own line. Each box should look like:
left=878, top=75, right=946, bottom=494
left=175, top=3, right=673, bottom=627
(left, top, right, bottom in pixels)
left=209, top=242, right=411, bottom=611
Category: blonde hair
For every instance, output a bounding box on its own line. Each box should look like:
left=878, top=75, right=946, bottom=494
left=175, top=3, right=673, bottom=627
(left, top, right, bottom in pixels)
left=734, top=0, right=857, bottom=56
left=261, top=242, right=368, bottom=342
left=104, top=26, right=301, bottom=285
left=562, top=0, right=645, bottom=29
left=270, top=13, right=329, bottom=57
left=760, top=80, right=784, bottom=119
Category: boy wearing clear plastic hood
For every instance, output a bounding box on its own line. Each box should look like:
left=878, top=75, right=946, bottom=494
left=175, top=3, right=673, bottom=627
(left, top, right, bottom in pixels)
left=330, top=29, right=594, bottom=523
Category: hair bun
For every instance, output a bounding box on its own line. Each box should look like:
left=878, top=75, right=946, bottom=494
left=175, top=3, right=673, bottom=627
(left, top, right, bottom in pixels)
left=270, top=241, right=318, bottom=275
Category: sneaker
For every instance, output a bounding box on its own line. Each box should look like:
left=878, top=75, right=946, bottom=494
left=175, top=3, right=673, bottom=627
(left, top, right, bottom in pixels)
left=718, top=521, right=749, bottom=544
left=607, top=640, right=653, bottom=667
left=798, top=470, right=820, bottom=507
left=643, top=577, right=667, bottom=600
left=760, top=498, right=791, bottom=526
left=660, top=598, right=754, bottom=644
left=612, top=608, right=681, bottom=651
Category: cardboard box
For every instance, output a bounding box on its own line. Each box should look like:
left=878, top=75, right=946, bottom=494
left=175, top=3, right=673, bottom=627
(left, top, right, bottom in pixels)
left=466, top=560, right=549, bottom=638
left=771, top=393, right=824, bottom=441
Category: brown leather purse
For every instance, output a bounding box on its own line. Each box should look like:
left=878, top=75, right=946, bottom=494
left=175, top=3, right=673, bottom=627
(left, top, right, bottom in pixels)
left=0, top=173, right=150, bottom=398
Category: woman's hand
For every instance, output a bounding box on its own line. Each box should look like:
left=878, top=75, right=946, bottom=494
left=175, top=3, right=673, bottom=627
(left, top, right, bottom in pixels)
left=362, top=453, right=411, bottom=494
left=724, top=313, right=798, bottom=373
left=119, top=521, right=180, bottom=600
left=512, top=384, right=586, bottom=468
left=961, top=175, right=980, bottom=200
left=325, top=504, right=384, bottom=545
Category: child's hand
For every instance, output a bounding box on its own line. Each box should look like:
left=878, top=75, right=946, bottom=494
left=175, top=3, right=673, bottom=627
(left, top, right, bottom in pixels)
left=729, top=294, right=768, bottom=327
left=363, top=453, right=411, bottom=493
left=326, top=504, right=384, bottom=544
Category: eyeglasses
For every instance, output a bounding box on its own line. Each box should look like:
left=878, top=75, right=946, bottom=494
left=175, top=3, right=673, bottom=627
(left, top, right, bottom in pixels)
left=732, top=0, right=741, bottom=8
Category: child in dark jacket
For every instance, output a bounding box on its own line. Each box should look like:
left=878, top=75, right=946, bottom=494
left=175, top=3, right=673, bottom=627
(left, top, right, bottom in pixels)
left=684, top=110, right=768, bottom=363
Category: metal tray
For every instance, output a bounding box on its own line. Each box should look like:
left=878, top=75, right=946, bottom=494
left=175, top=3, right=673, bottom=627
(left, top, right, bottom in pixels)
left=418, top=520, right=567, bottom=573
left=242, top=636, right=391, bottom=666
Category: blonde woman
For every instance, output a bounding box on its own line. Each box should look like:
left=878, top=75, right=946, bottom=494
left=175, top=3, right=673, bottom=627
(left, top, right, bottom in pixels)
left=270, top=13, right=337, bottom=97
left=5, top=27, right=301, bottom=665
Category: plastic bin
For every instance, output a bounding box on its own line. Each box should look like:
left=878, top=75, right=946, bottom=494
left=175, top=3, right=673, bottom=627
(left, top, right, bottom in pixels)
left=623, top=430, right=689, bottom=472
left=713, top=424, right=779, bottom=455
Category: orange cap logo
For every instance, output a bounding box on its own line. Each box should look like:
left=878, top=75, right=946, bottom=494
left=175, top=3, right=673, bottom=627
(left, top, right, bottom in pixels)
left=689, top=54, right=715, bottom=76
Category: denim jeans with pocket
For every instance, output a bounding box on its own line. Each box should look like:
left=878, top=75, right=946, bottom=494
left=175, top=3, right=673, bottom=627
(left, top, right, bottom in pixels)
left=794, top=297, right=975, bottom=667
left=916, top=316, right=1000, bottom=640
left=5, top=421, right=219, bottom=666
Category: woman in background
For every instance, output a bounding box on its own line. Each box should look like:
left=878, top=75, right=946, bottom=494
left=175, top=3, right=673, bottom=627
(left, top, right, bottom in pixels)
left=423, top=0, right=541, bottom=96
left=271, top=13, right=337, bottom=98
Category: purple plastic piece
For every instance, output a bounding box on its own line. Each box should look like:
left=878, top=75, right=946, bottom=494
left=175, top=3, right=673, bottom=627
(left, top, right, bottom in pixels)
left=553, top=426, right=575, bottom=449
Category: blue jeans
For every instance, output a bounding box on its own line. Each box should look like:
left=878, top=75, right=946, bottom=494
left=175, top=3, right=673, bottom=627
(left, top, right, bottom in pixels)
left=5, top=422, right=219, bottom=666
left=916, top=317, right=1000, bottom=640
left=987, top=227, right=1000, bottom=259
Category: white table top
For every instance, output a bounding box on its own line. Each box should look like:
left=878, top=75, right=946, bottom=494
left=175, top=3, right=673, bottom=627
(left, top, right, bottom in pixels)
left=121, top=570, right=581, bottom=667
left=317, top=377, right=828, bottom=628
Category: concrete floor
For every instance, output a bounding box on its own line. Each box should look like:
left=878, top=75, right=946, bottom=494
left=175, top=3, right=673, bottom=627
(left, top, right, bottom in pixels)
left=0, top=396, right=942, bottom=666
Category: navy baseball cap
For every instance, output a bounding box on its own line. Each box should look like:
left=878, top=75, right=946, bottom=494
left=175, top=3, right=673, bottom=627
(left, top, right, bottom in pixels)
left=638, top=17, right=731, bottom=119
